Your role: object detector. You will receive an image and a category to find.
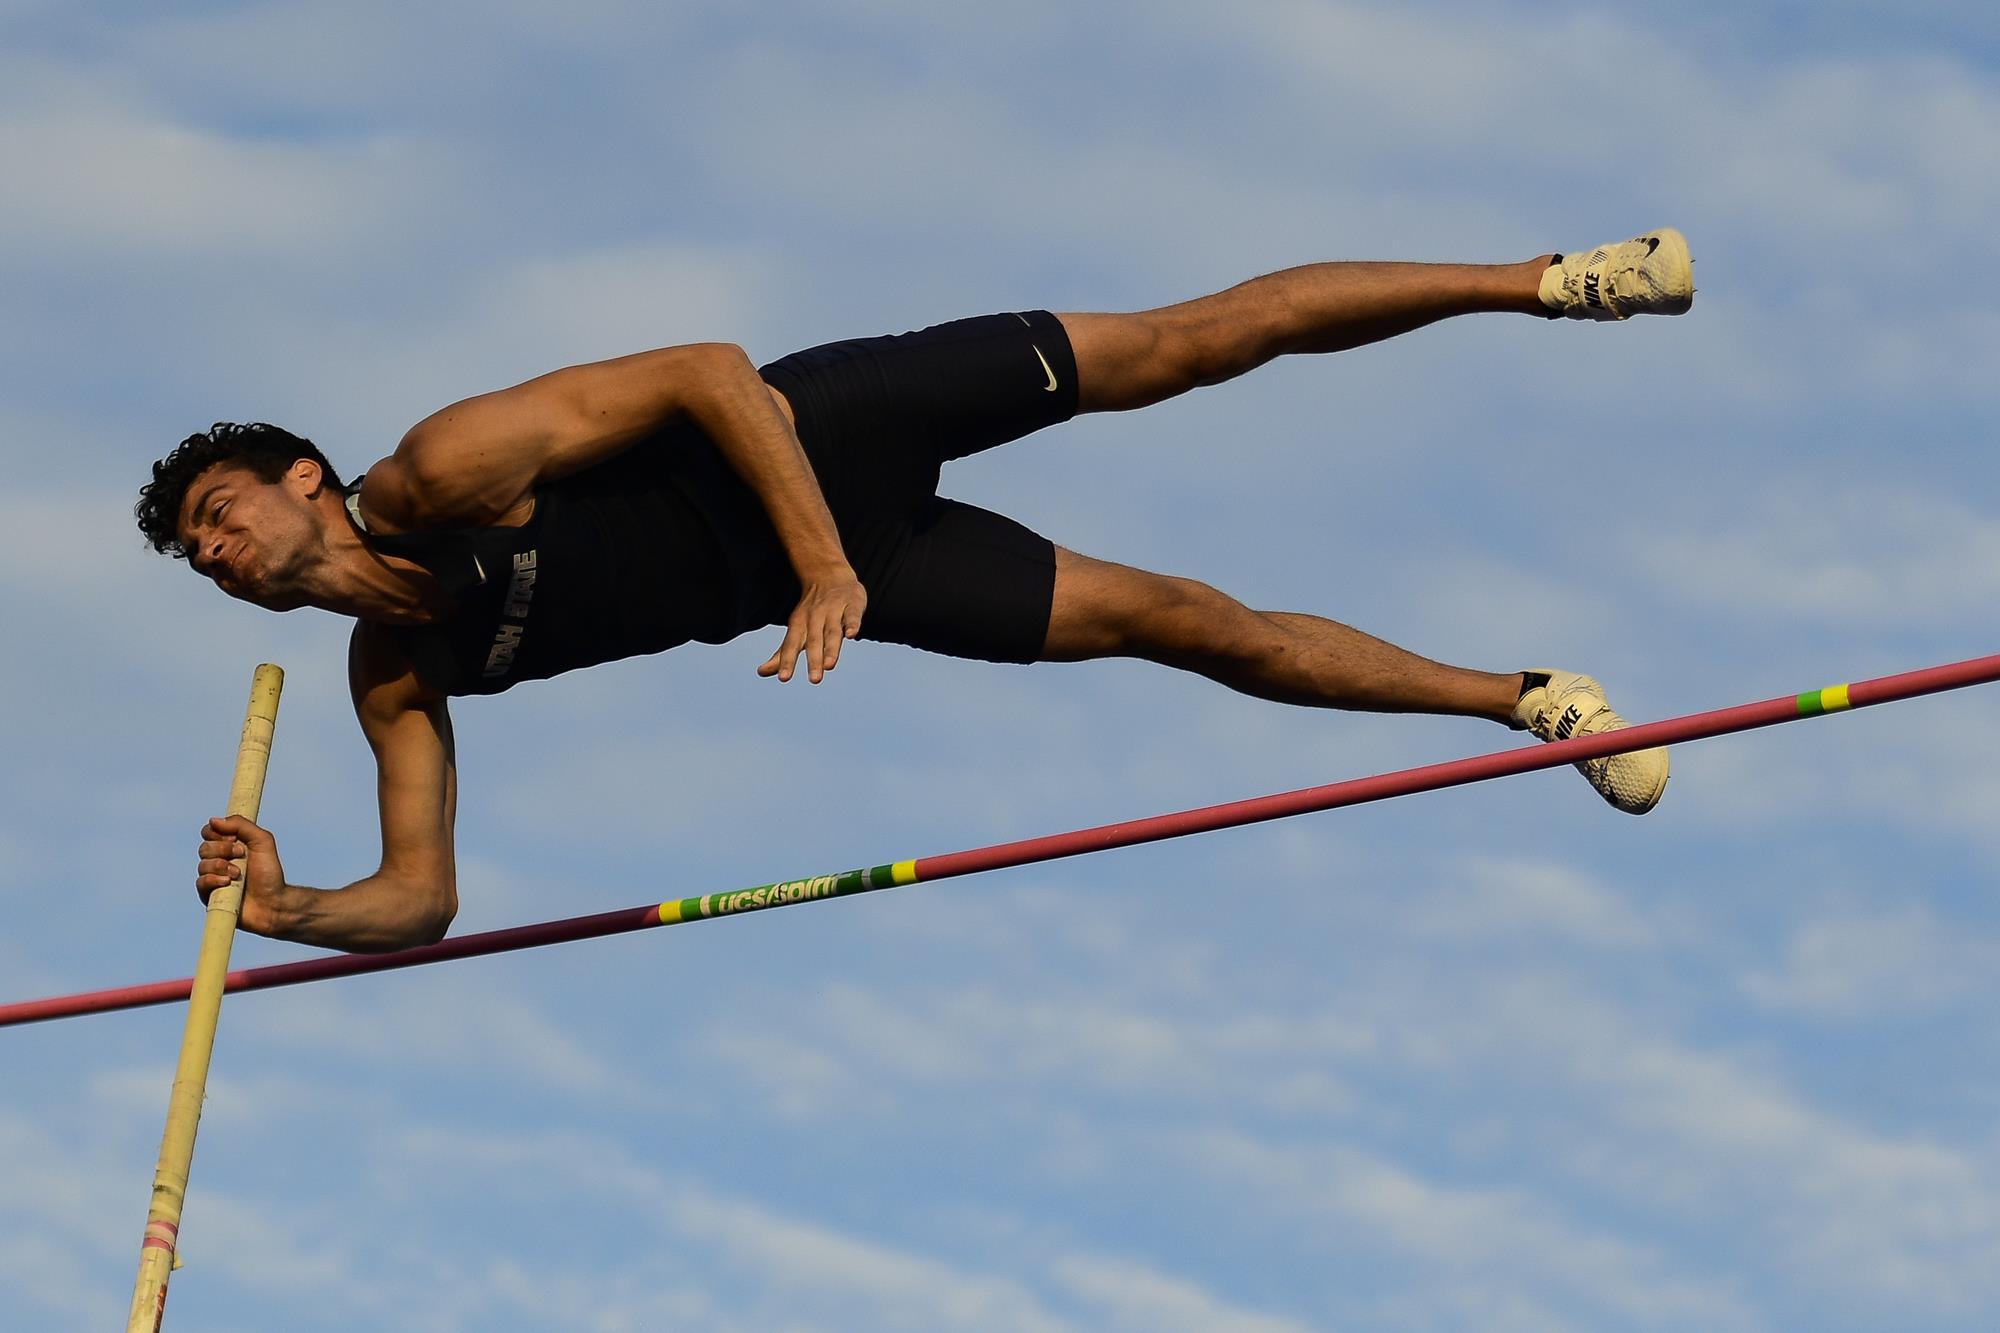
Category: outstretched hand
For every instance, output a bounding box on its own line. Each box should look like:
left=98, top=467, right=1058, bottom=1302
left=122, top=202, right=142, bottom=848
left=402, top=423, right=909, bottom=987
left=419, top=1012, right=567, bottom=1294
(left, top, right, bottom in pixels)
left=758, top=571, right=867, bottom=683
left=196, top=814, right=287, bottom=936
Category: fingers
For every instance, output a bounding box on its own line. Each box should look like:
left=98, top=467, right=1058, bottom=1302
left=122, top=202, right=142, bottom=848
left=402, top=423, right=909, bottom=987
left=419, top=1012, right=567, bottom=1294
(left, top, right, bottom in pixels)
left=822, top=598, right=863, bottom=674
left=806, top=600, right=857, bottom=681
left=758, top=618, right=810, bottom=682
left=202, top=814, right=265, bottom=842
left=194, top=816, right=267, bottom=900
left=200, top=818, right=271, bottom=857
left=198, top=818, right=256, bottom=864
left=808, top=584, right=868, bottom=680
left=757, top=586, right=867, bottom=684
left=818, top=615, right=842, bottom=675
left=194, top=830, right=246, bottom=902
left=807, top=607, right=832, bottom=684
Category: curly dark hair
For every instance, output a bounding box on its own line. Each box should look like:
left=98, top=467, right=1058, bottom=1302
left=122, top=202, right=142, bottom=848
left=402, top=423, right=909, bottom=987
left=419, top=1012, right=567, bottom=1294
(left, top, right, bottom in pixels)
left=136, top=423, right=343, bottom=559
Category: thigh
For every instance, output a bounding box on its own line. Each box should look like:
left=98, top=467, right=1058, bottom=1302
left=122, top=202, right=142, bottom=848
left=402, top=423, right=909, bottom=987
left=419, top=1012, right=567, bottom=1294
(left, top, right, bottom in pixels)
left=759, top=311, right=1080, bottom=508
left=852, top=498, right=1058, bottom=665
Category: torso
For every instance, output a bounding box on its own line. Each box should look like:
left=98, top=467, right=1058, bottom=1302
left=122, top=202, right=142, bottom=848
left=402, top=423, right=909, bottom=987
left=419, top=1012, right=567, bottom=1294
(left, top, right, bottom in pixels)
left=349, top=420, right=792, bottom=697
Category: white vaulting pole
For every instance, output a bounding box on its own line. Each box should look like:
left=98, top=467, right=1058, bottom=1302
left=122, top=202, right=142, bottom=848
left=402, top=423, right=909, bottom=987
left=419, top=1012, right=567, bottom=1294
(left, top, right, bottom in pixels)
left=126, top=664, right=283, bottom=1333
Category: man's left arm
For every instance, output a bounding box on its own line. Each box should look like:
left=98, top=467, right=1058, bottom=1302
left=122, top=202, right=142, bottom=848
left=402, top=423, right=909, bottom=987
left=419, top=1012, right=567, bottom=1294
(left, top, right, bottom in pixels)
left=379, top=342, right=864, bottom=683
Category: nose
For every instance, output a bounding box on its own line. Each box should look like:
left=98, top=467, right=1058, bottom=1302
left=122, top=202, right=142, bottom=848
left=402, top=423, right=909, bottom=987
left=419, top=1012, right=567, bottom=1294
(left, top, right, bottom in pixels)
left=195, top=536, right=226, bottom=577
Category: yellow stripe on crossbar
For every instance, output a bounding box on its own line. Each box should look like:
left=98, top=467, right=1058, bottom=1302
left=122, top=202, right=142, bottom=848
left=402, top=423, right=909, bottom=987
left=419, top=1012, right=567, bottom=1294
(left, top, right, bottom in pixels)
left=892, top=860, right=918, bottom=886
left=657, top=899, right=685, bottom=924
left=1822, top=683, right=1852, bottom=713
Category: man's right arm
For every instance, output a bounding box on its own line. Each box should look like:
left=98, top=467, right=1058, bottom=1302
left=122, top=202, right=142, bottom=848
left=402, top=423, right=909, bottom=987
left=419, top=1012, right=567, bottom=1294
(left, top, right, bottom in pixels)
left=195, top=623, right=459, bottom=953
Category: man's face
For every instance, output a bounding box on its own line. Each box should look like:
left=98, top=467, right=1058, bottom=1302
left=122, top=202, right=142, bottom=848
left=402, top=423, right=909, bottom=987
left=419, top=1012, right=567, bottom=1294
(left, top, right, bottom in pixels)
left=176, top=459, right=325, bottom=610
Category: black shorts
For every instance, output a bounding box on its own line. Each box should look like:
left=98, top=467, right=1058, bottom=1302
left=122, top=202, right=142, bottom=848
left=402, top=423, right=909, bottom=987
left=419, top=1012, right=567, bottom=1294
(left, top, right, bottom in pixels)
left=753, top=310, right=1079, bottom=663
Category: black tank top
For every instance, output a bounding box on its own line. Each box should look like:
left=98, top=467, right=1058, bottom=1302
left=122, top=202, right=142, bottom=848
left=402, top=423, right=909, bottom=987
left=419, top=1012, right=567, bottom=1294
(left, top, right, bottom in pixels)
left=357, top=424, right=791, bottom=696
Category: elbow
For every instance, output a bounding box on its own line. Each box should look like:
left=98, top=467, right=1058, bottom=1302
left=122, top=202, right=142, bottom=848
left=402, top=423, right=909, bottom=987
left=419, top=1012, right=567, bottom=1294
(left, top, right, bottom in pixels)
left=409, top=910, right=454, bottom=948
left=373, top=884, right=455, bottom=952
left=413, top=891, right=458, bottom=947
left=688, top=341, right=754, bottom=378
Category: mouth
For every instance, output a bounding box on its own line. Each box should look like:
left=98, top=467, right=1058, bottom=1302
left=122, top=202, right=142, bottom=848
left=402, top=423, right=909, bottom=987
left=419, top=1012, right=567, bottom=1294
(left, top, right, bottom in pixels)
left=207, top=549, right=250, bottom=593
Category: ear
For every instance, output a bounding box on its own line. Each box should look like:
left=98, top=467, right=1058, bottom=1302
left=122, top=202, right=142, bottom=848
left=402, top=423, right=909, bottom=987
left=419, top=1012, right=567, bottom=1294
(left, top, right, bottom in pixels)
left=289, top=456, right=326, bottom=497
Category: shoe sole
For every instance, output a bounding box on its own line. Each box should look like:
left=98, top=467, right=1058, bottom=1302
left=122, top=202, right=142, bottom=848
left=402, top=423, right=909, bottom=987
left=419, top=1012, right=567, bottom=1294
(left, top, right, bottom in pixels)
left=1586, top=749, right=1669, bottom=815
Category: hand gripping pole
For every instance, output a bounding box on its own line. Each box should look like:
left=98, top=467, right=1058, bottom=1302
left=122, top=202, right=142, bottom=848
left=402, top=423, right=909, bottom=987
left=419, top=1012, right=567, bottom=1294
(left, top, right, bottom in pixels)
left=126, top=664, right=283, bottom=1333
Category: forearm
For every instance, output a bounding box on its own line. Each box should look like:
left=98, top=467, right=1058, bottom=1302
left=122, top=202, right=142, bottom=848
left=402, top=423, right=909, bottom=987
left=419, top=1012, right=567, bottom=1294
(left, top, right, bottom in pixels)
left=686, top=350, right=853, bottom=582
left=250, top=871, right=456, bottom=953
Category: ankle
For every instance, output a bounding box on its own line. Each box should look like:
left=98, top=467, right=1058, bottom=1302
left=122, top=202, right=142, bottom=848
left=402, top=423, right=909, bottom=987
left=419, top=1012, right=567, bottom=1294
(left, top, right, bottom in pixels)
left=1513, top=255, right=1562, bottom=316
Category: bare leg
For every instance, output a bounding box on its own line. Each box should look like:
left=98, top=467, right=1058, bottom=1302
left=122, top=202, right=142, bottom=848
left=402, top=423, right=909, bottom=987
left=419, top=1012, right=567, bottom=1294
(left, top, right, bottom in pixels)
left=1060, top=256, right=1553, bottom=413
left=1043, top=548, right=1522, bottom=724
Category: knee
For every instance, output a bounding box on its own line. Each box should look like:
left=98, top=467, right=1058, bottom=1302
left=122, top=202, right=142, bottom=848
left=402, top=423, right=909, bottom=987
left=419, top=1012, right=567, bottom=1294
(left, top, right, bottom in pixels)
left=1120, top=575, right=1265, bottom=663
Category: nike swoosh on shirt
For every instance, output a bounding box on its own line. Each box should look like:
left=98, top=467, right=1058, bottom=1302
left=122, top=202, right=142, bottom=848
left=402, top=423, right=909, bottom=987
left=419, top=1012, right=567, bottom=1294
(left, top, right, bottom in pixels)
left=1031, top=345, right=1059, bottom=392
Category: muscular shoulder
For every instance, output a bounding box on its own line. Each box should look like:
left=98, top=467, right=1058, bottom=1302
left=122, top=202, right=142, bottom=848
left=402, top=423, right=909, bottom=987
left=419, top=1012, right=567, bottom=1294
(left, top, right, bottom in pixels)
left=357, top=411, right=539, bottom=535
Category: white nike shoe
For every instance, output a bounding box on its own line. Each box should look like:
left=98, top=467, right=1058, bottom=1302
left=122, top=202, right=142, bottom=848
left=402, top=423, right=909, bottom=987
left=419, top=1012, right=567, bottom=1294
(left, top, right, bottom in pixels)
left=1539, top=227, right=1693, bottom=321
left=1511, top=670, right=1669, bottom=815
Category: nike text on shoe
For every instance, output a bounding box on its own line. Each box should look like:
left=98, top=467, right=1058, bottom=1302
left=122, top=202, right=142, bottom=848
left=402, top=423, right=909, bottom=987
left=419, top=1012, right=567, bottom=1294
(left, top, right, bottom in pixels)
left=1511, top=670, right=1669, bottom=814
left=1538, top=228, right=1694, bottom=321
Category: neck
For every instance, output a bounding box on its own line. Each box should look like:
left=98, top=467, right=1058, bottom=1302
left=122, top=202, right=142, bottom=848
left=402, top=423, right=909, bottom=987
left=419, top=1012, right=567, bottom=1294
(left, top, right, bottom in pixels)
left=302, top=520, right=451, bottom=624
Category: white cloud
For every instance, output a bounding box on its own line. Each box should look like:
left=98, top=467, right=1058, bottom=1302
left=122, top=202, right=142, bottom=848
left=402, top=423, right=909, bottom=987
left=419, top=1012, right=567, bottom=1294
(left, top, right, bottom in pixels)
left=0, top=1230, right=106, bottom=1327
left=0, top=488, right=178, bottom=596
left=1404, top=856, right=1658, bottom=947
left=697, top=1026, right=900, bottom=1121
left=1393, top=552, right=1636, bottom=681
left=364, top=1124, right=1081, bottom=1330
left=0, top=1108, right=157, bottom=1328
left=1222, top=1, right=2000, bottom=258
left=0, top=1110, right=131, bottom=1251
left=701, top=980, right=1374, bottom=1120
left=158, top=236, right=790, bottom=459
left=464, top=241, right=786, bottom=367
left=1636, top=485, right=2000, bottom=628
left=177, top=1191, right=358, bottom=1295
left=0, top=53, right=458, bottom=257
left=1743, top=908, right=2000, bottom=1017
left=668, top=1188, right=1079, bottom=1333
left=228, top=975, right=644, bottom=1102
left=1430, top=974, right=2000, bottom=1308
left=1050, top=1253, right=1317, bottom=1333
left=1179, top=1129, right=1762, bottom=1333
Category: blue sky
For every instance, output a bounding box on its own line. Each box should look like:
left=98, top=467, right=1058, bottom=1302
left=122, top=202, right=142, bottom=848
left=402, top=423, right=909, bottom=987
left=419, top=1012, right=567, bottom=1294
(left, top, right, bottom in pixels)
left=4, top=2, right=2000, bottom=1329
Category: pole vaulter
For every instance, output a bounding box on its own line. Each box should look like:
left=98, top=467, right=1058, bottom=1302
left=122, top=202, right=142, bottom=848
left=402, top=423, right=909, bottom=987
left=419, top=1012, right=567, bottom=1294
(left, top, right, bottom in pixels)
left=138, top=231, right=1706, bottom=965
